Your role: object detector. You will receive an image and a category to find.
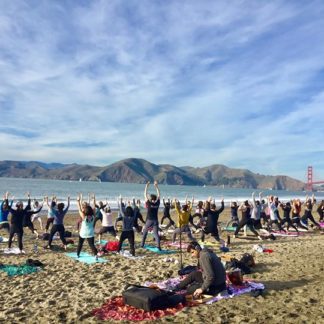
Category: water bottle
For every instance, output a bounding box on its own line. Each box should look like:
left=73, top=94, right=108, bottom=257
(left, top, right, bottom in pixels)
left=33, top=243, right=38, bottom=254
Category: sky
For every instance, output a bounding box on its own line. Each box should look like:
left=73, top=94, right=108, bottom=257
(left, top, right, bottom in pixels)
left=0, top=0, right=324, bottom=182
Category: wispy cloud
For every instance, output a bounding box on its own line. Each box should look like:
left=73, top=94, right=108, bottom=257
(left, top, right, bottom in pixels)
left=0, top=0, right=324, bottom=181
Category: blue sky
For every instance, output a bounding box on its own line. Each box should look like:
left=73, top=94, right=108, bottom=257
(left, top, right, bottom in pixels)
left=1, top=0, right=324, bottom=181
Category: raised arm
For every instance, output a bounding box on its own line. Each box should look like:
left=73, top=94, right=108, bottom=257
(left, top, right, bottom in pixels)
left=154, top=181, right=160, bottom=199
left=76, top=194, right=84, bottom=219
left=144, top=181, right=150, bottom=201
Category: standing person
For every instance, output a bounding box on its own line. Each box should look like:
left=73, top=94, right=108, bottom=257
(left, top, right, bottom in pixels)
left=97, top=203, right=119, bottom=243
left=132, top=198, right=145, bottom=233
left=76, top=194, right=98, bottom=258
left=44, top=196, right=70, bottom=250
left=31, top=200, right=44, bottom=231
left=45, top=196, right=57, bottom=233
left=23, top=199, right=44, bottom=239
left=279, top=202, right=299, bottom=232
left=251, top=192, right=262, bottom=230
left=317, top=200, right=324, bottom=222
left=6, top=192, right=31, bottom=254
left=201, top=198, right=224, bottom=242
left=233, top=200, right=262, bottom=240
left=267, top=196, right=286, bottom=232
left=291, top=199, right=308, bottom=230
left=172, top=198, right=195, bottom=243
left=230, top=201, right=239, bottom=225
left=141, top=181, right=161, bottom=250
left=175, top=241, right=226, bottom=297
left=301, top=195, right=321, bottom=229
left=0, top=194, right=13, bottom=235
left=161, top=198, right=175, bottom=230
left=116, top=196, right=136, bottom=256
left=94, top=200, right=107, bottom=228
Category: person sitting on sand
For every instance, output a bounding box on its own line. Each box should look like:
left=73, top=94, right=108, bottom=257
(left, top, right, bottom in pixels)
left=174, top=241, right=226, bottom=298
left=233, top=200, right=262, bottom=240
left=201, top=198, right=224, bottom=242
left=76, top=194, right=98, bottom=258
left=6, top=191, right=31, bottom=254
left=141, top=181, right=161, bottom=250
left=44, top=196, right=70, bottom=250
left=172, top=198, right=196, bottom=243
left=116, top=196, right=136, bottom=256
left=0, top=193, right=14, bottom=235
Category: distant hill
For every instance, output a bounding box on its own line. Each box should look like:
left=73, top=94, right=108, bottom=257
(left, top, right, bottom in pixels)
left=0, top=158, right=306, bottom=190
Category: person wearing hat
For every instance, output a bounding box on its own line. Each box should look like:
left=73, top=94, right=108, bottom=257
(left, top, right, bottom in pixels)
left=175, top=241, right=226, bottom=298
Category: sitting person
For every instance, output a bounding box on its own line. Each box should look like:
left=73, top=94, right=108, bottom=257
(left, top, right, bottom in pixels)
left=175, top=241, right=226, bottom=298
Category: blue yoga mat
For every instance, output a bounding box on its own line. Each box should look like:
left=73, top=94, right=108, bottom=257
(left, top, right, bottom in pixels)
left=65, top=252, right=108, bottom=264
left=143, top=245, right=177, bottom=254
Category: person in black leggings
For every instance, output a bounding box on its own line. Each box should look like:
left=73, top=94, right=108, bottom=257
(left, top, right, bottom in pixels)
left=317, top=200, right=324, bottom=222
left=279, top=202, right=299, bottom=232
left=301, top=196, right=321, bottom=229
left=233, top=200, right=262, bottom=240
left=201, top=200, right=224, bottom=242
left=6, top=192, right=31, bottom=253
left=132, top=199, right=146, bottom=233
left=161, top=198, right=175, bottom=230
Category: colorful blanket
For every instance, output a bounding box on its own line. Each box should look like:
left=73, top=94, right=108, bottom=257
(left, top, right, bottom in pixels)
left=164, top=241, right=189, bottom=249
left=0, top=264, right=41, bottom=276
left=92, top=296, right=184, bottom=321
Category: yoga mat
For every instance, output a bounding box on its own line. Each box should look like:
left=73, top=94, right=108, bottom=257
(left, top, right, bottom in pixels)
left=222, top=226, right=237, bottom=232
left=96, top=240, right=108, bottom=245
left=65, top=252, right=108, bottom=264
left=165, top=241, right=189, bottom=249
left=320, top=222, right=324, bottom=228
left=0, top=264, right=40, bottom=276
left=143, top=245, right=177, bottom=254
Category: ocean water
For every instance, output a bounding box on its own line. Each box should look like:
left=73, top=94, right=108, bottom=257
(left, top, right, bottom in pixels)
left=0, top=177, right=322, bottom=210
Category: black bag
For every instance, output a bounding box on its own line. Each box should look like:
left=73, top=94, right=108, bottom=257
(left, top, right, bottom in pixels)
left=122, top=285, right=184, bottom=311
left=26, top=259, right=44, bottom=267
left=178, top=265, right=197, bottom=276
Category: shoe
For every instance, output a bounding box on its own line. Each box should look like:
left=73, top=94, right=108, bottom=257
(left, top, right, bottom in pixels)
left=258, top=236, right=263, bottom=241
left=20, top=250, right=26, bottom=254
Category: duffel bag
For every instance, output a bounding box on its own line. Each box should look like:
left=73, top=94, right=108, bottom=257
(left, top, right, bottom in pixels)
left=122, top=285, right=184, bottom=311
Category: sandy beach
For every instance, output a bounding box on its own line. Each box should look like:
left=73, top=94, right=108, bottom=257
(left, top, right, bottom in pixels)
left=0, top=209, right=323, bottom=324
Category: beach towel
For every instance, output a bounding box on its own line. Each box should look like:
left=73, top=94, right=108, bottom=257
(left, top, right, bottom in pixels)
left=164, top=241, right=189, bottom=249
left=65, top=252, right=107, bottom=264
left=92, top=296, right=184, bottom=321
left=0, top=264, right=41, bottom=276
left=143, top=245, right=177, bottom=255
left=271, top=231, right=299, bottom=237
left=143, top=277, right=265, bottom=305
left=2, top=247, right=21, bottom=254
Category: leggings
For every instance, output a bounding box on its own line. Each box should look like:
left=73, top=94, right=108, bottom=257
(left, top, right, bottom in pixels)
left=77, top=236, right=97, bottom=257
left=118, top=230, right=135, bottom=256
left=234, top=218, right=259, bottom=237
left=269, top=219, right=286, bottom=232
left=8, top=226, right=23, bottom=250
left=280, top=218, right=299, bottom=232
left=173, top=225, right=195, bottom=242
left=45, top=217, right=54, bottom=231
left=141, top=220, right=160, bottom=248
left=161, top=215, right=175, bottom=229
left=292, top=217, right=308, bottom=230
left=48, top=224, right=67, bottom=247
left=301, top=213, right=320, bottom=228
left=177, top=270, right=226, bottom=295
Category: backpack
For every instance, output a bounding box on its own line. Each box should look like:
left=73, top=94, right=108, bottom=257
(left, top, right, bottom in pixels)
left=26, top=259, right=44, bottom=267
left=42, top=233, right=50, bottom=240
left=105, top=241, right=119, bottom=252
left=239, top=253, right=255, bottom=267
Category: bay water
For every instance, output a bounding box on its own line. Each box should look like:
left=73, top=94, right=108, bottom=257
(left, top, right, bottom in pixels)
left=0, top=177, right=322, bottom=211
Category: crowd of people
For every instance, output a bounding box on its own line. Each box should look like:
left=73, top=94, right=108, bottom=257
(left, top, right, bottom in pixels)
left=0, top=184, right=323, bottom=256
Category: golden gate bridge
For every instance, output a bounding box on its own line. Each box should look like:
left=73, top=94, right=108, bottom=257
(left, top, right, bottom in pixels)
left=306, top=166, right=324, bottom=191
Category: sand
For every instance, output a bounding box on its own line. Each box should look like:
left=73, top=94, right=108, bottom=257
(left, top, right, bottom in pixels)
left=0, top=209, right=323, bottom=324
